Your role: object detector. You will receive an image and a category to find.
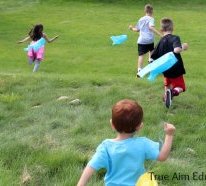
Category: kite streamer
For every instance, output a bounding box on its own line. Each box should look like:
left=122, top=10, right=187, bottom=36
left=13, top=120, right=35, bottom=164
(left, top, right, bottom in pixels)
left=110, top=34, right=128, bottom=45
left=24, top=37, right=46, bottom=52
left=137, top=52, right=178, bottom=81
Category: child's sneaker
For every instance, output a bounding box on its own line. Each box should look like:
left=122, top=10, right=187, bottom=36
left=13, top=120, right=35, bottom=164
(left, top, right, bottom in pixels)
left=165, top=89, right=172, bottom=108
left=148, top=58, right=154, bottom=64
left=136, top=68, right=142, bottom=78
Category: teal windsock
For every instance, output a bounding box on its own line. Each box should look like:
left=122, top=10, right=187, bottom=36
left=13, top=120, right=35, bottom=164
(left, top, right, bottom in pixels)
left=24, top=37, right=46, bottom=52
left=110, top=34, right=128, bottom=45
left=137, top=52, right=178, bottom=81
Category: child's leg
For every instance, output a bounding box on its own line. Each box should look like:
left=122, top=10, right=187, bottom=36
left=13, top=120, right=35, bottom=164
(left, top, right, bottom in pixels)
left=28, top=57, right=34, bottom=65
left=164, top=77, right=172, bottom=91
left=28, top=48, right=35, bottom=65
left=148, top=43, right=154, bottom=63
left=172, top=87, right=183, bottom=96
left=164, top=85, right=172, bottom=92
left=137, top=55, right=144, bottom=72
left=137, top=43, right=154, bottom=72
left=33, top=60, right=41, bottom=72
left=32, top=47, right=44, bottom=72
left=137, top=44, right=146, bottom=72
left=148, top=51, right=154, bottom=63
left=171, top=76, right=186, bottom=96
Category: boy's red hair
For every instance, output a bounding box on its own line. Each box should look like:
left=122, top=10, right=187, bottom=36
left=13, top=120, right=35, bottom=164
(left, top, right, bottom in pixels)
left=112, top=99, right=143, bottom=133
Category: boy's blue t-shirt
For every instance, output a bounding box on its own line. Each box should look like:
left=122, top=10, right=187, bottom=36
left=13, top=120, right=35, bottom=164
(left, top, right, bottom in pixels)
left=88, top=137, right=159, bottom=186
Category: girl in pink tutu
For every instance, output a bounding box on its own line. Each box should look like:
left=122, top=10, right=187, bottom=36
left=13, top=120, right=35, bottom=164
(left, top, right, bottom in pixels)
left=18, top=24, right=59, bottom=72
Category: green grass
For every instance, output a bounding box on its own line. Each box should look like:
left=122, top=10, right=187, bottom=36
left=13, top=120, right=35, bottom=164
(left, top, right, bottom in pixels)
left=0, top=0, right=206, bottom=185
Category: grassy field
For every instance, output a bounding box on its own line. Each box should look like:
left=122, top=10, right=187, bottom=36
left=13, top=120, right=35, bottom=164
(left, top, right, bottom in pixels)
left=0, top=0, right=206, bottom=185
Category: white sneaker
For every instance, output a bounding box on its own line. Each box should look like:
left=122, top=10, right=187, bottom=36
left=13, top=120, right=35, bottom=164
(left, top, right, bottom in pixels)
left=136, top=68, right=141, bottom=78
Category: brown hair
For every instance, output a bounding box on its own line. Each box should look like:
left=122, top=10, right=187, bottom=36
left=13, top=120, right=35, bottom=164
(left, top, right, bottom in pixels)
left=112, top=99, right=143, bottom=133
left=144, top=4, right=153, bottom=14
left=161, top=18, right=173, bottom=32
left=28, top=24, right=44, bottom=41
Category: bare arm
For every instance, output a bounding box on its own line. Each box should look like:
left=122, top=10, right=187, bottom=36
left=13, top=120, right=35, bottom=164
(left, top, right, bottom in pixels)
left=77, top=166, right=95, bottom=186
left=174, top=43, right=189, bottom=53
left=149, top=26, right=162, bottom=37
left=17, top=36, right=31, bottom=44
left=43, top=33, right=59, bottom=43
left=129, top=25, right=139, bottom=32
left=158, top=123, right=176, bottom=161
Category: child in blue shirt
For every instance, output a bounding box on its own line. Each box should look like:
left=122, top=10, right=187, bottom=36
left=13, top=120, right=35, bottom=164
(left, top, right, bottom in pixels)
left=77, top=99, right=175, bottom=186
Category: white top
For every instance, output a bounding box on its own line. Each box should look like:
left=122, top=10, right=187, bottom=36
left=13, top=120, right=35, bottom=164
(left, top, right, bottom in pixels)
left=136, top=15, right=155, bottom=44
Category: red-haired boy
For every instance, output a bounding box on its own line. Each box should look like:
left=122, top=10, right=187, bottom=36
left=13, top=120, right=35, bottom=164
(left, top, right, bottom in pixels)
left=77, top=99, right=175, bottom=186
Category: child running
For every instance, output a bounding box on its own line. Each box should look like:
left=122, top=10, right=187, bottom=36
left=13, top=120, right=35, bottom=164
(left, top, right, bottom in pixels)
left=129, top=4, right=162, bottom=77
left=151, top=18, right=188, bottom=108
left=18, top=24, right=59, bottom=72
left=77, top=99, right=175, bottom=186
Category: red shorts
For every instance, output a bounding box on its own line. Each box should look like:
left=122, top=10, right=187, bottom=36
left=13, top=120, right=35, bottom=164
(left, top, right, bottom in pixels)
left=164, top=75, right=186, bottom=91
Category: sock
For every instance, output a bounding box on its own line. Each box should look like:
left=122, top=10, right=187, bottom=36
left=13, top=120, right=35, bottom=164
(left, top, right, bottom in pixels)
left=33, top=60, right=40, bottom=72
left=28, top=58, right=34, bottom=65
left=172, top=88, right=180, bottom=96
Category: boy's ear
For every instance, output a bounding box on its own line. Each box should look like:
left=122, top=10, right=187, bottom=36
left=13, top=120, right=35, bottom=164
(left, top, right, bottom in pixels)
left=136, top=122, right=144, bottom=131
left=110, top=119, right=115, bottom=130
left=109, top=119, right=114, bottom=129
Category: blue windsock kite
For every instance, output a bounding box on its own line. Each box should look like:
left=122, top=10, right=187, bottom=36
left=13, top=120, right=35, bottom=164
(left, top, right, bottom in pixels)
left=137, top=52, right=178, bottom=81
left=24, top=37, right=46, bottom=52
left=110, top=34, right=128, bottom=45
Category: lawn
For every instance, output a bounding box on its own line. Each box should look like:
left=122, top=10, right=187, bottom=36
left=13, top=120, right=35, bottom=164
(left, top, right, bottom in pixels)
left=0, top=0, right=206, bottom=185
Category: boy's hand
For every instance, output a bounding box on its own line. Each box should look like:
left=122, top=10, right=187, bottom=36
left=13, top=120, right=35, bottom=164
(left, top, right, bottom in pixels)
left=128, top=25, right=133, bottom=30
left=182, top=43, right=188, bottom=50
left=164, top=123, right=176, bottom=136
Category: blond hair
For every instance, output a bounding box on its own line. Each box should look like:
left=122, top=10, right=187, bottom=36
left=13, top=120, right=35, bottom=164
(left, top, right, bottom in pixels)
left=144, top=4, right=153, bottom=15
